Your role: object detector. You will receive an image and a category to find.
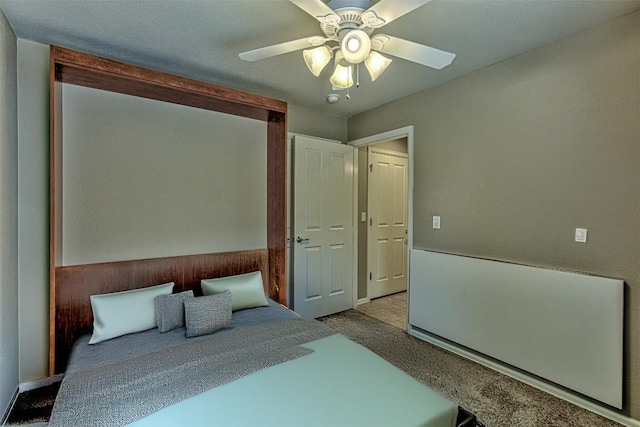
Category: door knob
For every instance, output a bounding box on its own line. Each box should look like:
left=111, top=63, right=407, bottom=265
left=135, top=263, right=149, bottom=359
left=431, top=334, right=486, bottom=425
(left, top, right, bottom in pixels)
left=296, top=236, right=310, bottom=244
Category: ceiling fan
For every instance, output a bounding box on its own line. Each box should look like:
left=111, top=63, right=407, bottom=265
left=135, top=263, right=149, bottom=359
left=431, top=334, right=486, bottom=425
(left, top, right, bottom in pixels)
left=239, top=0, right=456, bottom=96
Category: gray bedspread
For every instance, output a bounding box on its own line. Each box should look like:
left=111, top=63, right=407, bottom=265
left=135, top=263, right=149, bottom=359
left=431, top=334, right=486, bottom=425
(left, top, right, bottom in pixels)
left=66, top=299, right=299, bottom=374
left=49, top=318, right=335, bottom=427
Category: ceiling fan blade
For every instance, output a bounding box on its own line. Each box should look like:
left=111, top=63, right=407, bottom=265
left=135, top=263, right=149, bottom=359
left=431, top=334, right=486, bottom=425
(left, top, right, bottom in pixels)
left=239, top=36, right=327, bottom=62
left=371, top=34, right=455, bottom=69
left=290, top=0, right=341, bottom=26
left=361, top=0, right=432, bottom=29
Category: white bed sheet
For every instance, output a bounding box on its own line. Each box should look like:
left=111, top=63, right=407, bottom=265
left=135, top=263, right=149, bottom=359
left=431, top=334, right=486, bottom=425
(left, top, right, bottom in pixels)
left=129, top=334, right=457, bottom=427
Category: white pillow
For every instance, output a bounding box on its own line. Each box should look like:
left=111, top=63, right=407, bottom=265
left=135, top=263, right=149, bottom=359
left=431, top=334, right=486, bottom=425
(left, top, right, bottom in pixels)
left=89, top=282, right=174, bottom=344
left=201, top=271, right=269, bottom=311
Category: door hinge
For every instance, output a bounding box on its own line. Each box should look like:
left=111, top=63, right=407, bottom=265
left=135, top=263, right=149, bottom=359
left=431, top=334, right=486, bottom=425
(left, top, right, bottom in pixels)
left=369, top=217, right=372, bottom=226
left=369, top=164, right=373, bottom=172
left=369, top=272, right=372, bottom=280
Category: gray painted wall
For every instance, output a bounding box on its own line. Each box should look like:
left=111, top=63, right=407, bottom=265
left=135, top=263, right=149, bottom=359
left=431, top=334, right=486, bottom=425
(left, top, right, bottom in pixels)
left=0, top=7, right=18, bottom=417
left=62, top=84, right=267, bottom=265
left=17, top=39, right=49, bottom=382
left=368, top=138, right=408, bottom=154
left=348, top=11, right=640, bottom=419
left=288, top=104, right=346, bottom=142
left=357, top=147, right=368, bottom=300
left=13, top=40, right=347, bottom=382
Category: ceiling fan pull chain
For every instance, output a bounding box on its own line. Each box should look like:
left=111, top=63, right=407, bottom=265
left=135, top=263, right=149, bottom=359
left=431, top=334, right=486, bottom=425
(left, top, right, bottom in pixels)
left=356, top=63, right=360, bottom=88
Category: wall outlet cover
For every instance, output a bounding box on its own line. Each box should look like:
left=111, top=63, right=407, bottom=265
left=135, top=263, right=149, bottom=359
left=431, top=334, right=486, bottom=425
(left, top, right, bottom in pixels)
left=575, top=228, right=588, bottom=243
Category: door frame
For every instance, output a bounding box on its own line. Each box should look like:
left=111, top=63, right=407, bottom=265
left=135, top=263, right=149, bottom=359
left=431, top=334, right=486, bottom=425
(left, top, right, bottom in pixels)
left=349, top=126, right=414, bottom=307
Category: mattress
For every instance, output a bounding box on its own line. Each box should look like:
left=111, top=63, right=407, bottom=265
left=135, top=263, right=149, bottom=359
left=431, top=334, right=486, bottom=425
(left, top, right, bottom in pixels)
left=56, top=300, right=457, bottom=427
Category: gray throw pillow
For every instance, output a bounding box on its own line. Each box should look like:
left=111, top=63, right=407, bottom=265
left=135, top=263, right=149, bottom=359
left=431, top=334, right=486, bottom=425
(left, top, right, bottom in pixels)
left=184, top=291, right=232, bottom=338
left=154, top=290, right=194, bottom=333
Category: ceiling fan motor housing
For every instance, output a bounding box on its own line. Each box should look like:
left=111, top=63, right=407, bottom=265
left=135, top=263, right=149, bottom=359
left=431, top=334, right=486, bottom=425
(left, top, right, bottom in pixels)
left=320, top=6, right=374, bottom=41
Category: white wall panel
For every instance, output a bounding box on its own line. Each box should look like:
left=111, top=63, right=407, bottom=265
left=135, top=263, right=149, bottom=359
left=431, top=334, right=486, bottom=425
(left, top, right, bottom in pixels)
left=409, top=249, right=624, bottom=408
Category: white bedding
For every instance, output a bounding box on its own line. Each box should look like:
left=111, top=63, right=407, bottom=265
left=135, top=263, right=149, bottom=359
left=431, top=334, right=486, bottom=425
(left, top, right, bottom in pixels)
left=130, top=334, right=457, bottom=427
left=56, top=301, right=457, bottom=427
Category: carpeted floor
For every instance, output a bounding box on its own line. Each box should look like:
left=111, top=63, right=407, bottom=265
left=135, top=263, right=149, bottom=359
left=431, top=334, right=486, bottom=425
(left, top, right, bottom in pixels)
left=318, top=309, right=623, bottom=427
left=4, top=381, right=60, bottom=426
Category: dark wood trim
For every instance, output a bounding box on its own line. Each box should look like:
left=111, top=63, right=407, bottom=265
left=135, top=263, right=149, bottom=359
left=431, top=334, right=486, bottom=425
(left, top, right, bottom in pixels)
left=49, top=46, right=288, bottom=374
left=49, top=65, right=63, bottom=374
left=267, top=111, right=288, bottom=305
left=51, top=46, right=286, bottom=120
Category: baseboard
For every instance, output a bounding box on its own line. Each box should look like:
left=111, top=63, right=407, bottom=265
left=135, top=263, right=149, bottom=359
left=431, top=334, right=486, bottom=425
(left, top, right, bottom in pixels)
left=357, top=297, right=370, bottom=306
left=408, top=325, right=640, bottom=427
left=1, top=387, right=19, bottom=426
left=18, top=375, right=63, bottom=393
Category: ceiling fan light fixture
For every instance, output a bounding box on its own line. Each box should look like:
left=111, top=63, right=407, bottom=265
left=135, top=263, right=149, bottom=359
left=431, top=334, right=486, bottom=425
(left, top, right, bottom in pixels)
left=330, top=51, right=353, bottom=89
left=303, top=45, right=333, bottom=76
left=330, top=63, right=353, bottom=89
left=340, top=29, right=371, bottom=64
left=364, top=51, right=392, bottom=81
left=239, top=0, right=457, bottom=100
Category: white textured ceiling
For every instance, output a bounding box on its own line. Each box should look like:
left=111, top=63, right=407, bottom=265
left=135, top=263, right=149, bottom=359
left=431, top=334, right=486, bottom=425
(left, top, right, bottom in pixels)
left=1, top=0, right=638, bottom=117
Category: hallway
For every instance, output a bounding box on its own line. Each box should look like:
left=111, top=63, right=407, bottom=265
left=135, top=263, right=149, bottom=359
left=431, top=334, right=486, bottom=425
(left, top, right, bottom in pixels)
left=355, top=291, right=407, bottom=330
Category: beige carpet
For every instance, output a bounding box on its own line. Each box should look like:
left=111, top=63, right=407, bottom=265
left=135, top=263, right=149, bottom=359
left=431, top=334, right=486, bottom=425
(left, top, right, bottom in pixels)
left=318, top=309, right=623, bottom=427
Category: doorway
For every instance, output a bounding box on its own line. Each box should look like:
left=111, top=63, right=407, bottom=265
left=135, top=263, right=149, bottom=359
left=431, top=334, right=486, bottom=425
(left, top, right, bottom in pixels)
left=350, top=126, right=414, bottom=326
left=355, top=291, right=407, bottom=329
left=287, top=127, right=413, bottom=321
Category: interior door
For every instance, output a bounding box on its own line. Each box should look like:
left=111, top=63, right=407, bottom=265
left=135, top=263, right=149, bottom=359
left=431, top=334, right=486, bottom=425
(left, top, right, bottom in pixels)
left=292, top=135, right=354, bottom=319
left=367, top=148, right=409, bottom=299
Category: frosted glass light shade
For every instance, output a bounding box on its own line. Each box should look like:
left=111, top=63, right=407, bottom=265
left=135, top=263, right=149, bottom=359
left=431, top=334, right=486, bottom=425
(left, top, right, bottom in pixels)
left=303, top=46, right=333, bottom=77
left=364, top=51, right=392, bottom=81
left=330, top=63, right=353, bottom=89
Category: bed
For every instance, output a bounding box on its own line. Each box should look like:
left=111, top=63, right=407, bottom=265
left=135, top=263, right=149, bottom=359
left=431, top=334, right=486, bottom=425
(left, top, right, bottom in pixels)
left=48, top=282, right=459, bottom=427
left=47, top=256, right=463, bottom=426
left=47, top=47, right=471, bottom=427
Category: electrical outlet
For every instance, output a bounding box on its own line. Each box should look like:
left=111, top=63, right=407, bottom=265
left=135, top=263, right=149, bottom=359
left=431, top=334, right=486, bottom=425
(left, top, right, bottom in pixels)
left=433, top=216, right=441, bottom=229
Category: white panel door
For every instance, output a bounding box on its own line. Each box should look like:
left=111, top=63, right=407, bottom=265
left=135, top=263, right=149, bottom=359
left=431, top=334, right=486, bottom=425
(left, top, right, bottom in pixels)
left=367, top=148, right=408, bottom=299
left=292, top=135, right=354, bottom=319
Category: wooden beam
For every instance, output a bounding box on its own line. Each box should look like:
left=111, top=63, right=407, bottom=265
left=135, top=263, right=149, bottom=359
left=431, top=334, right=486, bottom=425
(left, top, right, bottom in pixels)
left=52, top=46, right=286, bottom=120
left=267, top=110, right=288, bottom=305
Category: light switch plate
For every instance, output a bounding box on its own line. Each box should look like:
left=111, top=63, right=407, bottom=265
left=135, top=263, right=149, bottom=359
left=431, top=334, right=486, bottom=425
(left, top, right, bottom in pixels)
left=433, top=216, right=441, bottom=229
left=575, top=228, right=588, bottom=243
left=361, top=212, right=367, bottom=222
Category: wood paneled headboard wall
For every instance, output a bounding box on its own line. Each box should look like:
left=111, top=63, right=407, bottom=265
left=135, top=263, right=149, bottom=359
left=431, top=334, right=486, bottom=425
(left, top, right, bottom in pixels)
left=49, top=46, right=287, bottom=374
